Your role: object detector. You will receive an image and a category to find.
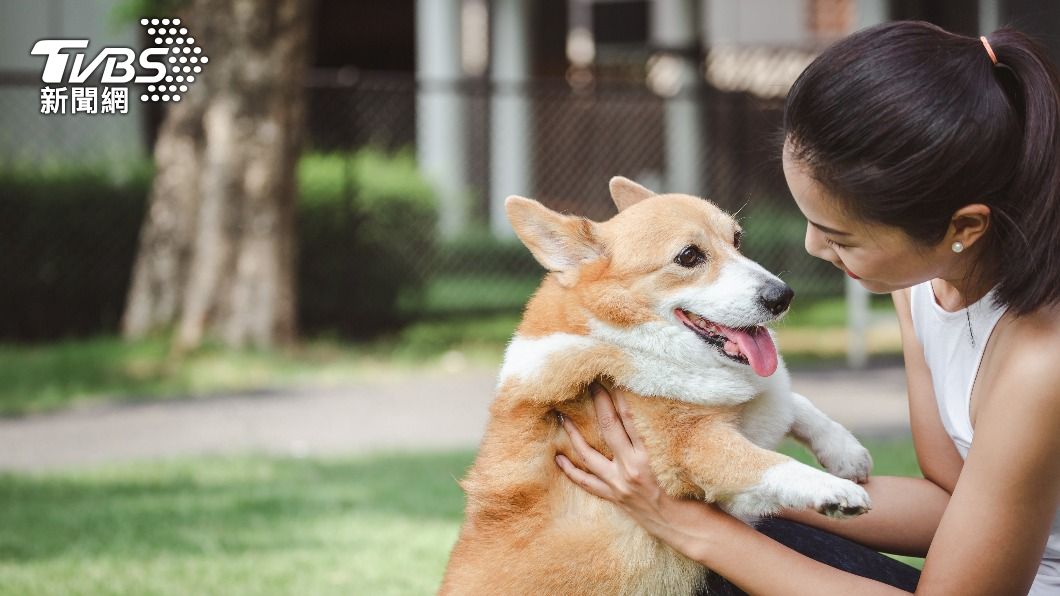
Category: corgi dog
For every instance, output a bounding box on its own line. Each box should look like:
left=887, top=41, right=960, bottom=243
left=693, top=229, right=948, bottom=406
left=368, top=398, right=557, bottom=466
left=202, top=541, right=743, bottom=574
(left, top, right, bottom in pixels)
left=439, top=177, right=873, bottom=595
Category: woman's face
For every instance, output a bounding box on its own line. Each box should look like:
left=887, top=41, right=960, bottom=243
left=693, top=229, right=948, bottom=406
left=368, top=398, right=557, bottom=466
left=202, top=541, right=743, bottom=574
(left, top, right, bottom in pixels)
left=781, top=142, right=949, bottom=294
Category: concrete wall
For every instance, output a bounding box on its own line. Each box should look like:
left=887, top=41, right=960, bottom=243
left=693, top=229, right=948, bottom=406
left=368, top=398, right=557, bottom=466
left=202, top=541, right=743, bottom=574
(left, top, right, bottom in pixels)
left=0, top=0, right=147, bottom=173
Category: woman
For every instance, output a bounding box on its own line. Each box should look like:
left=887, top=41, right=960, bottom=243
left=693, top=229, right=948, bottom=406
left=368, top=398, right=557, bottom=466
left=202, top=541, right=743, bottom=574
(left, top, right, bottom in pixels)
left=555, top=21, right=1060, bottom=595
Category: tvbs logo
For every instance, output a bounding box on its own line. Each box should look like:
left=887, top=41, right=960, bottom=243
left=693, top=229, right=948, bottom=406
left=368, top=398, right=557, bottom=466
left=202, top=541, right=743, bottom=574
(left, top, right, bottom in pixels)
left=32, top=18, right=206, bottom=113
left=31, top=40, right=168, bottom=84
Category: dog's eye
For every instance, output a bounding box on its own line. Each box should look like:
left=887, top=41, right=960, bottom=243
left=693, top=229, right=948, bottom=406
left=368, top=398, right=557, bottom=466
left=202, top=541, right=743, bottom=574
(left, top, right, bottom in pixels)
left=734, top=230, right=742, bottom=250
left=674, top=245, right=706, bottom=268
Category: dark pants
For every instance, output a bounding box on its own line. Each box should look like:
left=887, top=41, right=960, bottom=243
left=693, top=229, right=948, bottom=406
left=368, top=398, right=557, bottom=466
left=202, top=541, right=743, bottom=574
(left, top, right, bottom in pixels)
left=698, top=518, right=922, bottom=595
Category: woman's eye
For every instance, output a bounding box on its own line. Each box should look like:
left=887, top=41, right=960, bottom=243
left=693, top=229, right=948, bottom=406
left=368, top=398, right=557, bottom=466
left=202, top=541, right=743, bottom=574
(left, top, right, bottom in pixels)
left=734, top=231, right=742, bottom=249
left=825, top=238, right=849, bottom=250
left=674, top=245, right=706, bottom=267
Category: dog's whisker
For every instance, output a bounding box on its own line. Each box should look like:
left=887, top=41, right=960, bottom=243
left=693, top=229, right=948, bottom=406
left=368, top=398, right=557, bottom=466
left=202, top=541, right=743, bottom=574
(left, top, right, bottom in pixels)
left=731, top=200, right=751, bottom=219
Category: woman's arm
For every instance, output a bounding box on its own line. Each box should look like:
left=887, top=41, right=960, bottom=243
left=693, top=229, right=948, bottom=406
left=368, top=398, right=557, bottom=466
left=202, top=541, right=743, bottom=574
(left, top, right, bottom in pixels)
left=891, top=287, right=964, bottom=493
left=557, top=385, right=909, bottom=595
left=780, top=475, right=948, bottom=557
left=777, top=288, right=957, bottom=557
left=644, top=492, right=909, bottom=596
left=559, top=347, right=1060, bottom=595
left=914, top=318, right=1060, bottom=594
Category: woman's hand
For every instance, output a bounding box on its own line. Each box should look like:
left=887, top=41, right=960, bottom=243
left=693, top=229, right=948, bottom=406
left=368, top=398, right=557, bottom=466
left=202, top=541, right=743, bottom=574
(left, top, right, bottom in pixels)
left=555, top=382, right=727, bottom=553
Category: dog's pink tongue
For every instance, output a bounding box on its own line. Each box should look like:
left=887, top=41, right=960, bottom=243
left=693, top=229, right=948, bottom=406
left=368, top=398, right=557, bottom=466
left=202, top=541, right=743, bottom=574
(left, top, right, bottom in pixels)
left=726, top=326, right=778, bottom=377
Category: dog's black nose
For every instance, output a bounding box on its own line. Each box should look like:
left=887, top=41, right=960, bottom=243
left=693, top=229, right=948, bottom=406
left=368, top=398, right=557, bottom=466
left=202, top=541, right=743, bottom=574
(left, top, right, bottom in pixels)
left=759, top=282, right=795, bottom=316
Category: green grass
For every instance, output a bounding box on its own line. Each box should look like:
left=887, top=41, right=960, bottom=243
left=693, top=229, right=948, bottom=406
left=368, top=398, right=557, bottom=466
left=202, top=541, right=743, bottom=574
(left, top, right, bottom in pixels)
left=0, top=321, right=530, bottom=417
left=388, top=313, right=521, bottom=360
left=0, top=440, right=920, bottom=595
left=0, top=452, right=471, bottom=596
left=0, top=336, right=385, bottom=417
left=0, top=294, right=901, bottom=417
left=411, top=277, right=896, bottom=327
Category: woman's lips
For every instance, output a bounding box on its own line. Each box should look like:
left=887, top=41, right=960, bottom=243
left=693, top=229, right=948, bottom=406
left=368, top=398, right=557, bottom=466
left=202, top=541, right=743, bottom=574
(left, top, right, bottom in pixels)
left=834, top=263, right=860, bottom=280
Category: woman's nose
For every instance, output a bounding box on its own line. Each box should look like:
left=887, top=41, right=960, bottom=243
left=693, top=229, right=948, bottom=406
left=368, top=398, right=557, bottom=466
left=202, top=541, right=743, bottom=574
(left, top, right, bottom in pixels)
left=803, top=223, right=831, bottom=261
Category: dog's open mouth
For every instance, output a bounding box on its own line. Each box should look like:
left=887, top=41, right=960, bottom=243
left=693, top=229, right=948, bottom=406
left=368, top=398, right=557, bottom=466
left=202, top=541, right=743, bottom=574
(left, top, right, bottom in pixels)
left=674, top=308, right=779, bottom=377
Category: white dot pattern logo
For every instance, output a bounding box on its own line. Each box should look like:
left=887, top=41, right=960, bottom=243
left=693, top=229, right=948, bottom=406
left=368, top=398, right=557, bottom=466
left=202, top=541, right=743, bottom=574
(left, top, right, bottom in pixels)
left=140, top=17, right=206, bottom=103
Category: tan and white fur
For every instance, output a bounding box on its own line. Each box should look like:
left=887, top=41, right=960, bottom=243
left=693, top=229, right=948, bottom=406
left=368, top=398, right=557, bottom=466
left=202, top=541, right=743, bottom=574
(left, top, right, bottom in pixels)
left=440, top=178, right=873, bottom=595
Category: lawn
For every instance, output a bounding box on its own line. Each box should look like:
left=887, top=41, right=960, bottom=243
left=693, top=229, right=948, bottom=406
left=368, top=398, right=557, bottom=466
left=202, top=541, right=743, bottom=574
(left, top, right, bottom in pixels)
left=0, top=336, right=372, bottom=416
left=0, top=440, right=922, bottom=596
left=0, top=297, right=900, bottom=417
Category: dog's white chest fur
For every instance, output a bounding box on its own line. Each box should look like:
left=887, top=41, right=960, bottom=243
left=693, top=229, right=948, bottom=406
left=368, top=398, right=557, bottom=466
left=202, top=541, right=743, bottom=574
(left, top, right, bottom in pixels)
left=498, top=320, right=797, bottom=448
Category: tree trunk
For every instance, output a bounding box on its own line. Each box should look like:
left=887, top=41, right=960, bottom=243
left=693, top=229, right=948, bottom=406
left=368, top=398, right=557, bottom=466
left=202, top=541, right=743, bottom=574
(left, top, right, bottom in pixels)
left=122, top=0, right=311, bottom=351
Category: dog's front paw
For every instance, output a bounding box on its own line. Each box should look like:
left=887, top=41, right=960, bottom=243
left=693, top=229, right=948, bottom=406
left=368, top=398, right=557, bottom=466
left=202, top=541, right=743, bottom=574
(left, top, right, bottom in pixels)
left=810, top=473, right=872, bottom=519
left=819, top=439, right=873, bottom=484
left=725, top=460, right=872, bottom=519
left=814, top=428, right=873, bottom=483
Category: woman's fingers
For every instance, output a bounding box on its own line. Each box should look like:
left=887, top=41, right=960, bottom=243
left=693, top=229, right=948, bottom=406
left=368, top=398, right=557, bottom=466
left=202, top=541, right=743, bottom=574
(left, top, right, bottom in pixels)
left=557, top=385, right=666, bottom=510
left=557, top=418, right=618, bottom=500
left=562, top=416, right=614, bottom=473
left=590, top=382, right=634, bottom=452
left=555, top=454, right=613, bottom=499
left=611, top=388, right=648, bottom=454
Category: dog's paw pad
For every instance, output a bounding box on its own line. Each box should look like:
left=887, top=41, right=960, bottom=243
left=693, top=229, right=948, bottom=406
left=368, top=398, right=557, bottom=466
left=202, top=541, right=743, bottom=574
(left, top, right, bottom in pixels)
left=816, top=502, right=868, bottom=519
left=814, top=485, right=871, bottom=519
left=820, top=502, right=841, bottom=515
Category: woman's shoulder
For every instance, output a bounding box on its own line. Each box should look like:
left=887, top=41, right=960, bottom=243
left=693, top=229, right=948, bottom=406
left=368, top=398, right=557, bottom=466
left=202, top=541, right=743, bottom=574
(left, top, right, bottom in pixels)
left=1003, top=301, right=1060, bottom=348
left=989, top=302, right=1060, bottom=408
left=967, top=304, right=1060, bottom=471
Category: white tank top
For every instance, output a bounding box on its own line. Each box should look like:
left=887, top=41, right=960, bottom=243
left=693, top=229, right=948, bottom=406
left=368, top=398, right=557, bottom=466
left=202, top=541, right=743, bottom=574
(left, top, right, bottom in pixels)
left=910, top=280, right=1060, bottom=594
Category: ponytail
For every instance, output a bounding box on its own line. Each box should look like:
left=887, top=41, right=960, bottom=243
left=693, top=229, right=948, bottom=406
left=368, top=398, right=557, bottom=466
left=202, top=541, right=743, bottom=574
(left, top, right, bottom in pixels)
left=982, top=28, right=1060, bottom=315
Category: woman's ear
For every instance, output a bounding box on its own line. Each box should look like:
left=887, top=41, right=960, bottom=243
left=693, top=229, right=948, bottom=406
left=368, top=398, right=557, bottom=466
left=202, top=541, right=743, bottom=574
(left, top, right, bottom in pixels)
left=949, top=204, right=991, bottom=249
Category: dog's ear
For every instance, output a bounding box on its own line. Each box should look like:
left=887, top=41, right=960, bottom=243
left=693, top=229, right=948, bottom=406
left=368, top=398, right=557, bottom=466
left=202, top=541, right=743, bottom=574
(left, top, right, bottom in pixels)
left=609, top=176, right=655, bottom=212
left=506, top=196, right=604, bottom=287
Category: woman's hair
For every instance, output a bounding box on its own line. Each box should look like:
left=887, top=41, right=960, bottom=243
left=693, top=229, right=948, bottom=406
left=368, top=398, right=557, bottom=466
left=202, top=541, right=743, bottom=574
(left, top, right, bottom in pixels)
left=783, top=20, right=1060, bottom=316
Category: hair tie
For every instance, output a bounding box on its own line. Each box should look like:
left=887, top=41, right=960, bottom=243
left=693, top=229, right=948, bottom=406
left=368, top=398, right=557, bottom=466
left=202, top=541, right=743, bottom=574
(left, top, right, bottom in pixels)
left=980, top=35, right=998, bottom=65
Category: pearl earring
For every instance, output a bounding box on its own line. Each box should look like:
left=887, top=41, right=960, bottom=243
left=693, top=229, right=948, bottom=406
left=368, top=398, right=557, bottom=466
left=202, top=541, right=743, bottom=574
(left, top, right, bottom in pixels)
left=952, top=241, right=965, bottom=253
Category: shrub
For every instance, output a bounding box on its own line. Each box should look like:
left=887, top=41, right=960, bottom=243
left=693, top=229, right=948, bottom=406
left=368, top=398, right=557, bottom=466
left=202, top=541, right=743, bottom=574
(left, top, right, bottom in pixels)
left=0, top=148, right=438, bottom=341
left=401, top=226, right=544, bottom=319
left=431, top=227, right=539, bottom=277
left=0, top=163, right=151, bottom=341
left=297, top=149, right=436, bottom=337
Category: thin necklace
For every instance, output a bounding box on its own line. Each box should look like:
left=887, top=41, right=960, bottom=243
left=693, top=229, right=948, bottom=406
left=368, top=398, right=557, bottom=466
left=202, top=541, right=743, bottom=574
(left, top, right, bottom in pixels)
left=940, top=278, right=978, bottom=348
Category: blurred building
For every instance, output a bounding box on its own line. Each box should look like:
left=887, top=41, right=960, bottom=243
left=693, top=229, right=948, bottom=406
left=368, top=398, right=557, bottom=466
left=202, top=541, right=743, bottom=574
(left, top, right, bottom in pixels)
left=0, top=0, right=146, bottom=171
left=3, top=0, right=1060, bottom=308
left=302, top=0, right=1060, bottom=238
left=4, top=0, right=1058, bottom=218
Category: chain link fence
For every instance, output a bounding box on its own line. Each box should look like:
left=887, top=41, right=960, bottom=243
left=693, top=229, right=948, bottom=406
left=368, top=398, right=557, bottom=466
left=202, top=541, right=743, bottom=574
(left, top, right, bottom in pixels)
left=1, top=67, right=847, bottom=341
left=304, top=70, right=846, bottom=323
